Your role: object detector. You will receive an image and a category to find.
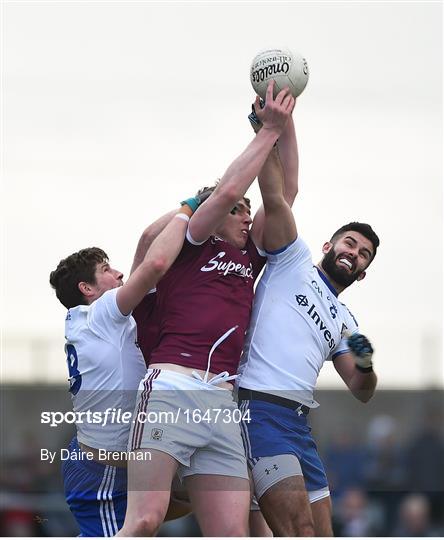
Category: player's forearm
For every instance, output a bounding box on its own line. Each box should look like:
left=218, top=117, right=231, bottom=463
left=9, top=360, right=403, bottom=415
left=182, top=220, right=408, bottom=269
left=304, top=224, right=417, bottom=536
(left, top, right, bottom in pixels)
left=191, top=128, right=283, bottom=243
left=259, top=148, right=297, bottom=251
left=216, top=127, right=282, bottom=205
left=276, top=116, right=299, bottom=206
left=348, top=369, right=377, bottom=403
left=117, top=212, right=190, bottom=315
left=143, top=209, right=192, bottom=272
left=258, top=147, right=285, bottom=211
left=249, top=148, right=284, bottom=248
left=130, top=209, right=179, bottom=274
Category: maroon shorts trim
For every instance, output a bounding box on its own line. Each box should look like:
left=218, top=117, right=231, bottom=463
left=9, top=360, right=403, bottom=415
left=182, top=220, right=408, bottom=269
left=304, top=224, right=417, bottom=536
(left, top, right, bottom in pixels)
left=131, top=368, right=161, bottom=450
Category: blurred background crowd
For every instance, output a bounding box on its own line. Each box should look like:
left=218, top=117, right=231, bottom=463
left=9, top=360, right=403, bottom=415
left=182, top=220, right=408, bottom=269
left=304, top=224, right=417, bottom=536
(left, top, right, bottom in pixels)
left=1, top=386, right=442, bottom=537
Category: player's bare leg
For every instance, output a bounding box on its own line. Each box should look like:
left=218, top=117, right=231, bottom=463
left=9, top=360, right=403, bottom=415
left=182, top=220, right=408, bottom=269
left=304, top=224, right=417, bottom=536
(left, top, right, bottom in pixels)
left=166, top=476, right=192, bottom=521
left=164, top=498, right=192, bottom=521
left=249, top=509, right=273, bottom=537
left=311, top=495, right=333, bottom=536
left=116, top=450, right=179, bottom=536
left=184, top=474, right=250, bottom=536
left=259, top=476, right=315, bottom=537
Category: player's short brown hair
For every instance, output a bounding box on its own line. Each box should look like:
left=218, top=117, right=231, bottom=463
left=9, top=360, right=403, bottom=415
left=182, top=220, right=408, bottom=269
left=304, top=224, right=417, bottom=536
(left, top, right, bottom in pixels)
left=49, top=247, right=108, bottom=309
left=196, top=182, right=251, bottom=209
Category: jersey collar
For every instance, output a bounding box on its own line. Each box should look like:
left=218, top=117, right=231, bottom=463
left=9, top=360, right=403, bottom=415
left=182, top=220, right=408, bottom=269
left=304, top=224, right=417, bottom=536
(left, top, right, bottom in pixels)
left=315, top=266, right=338, bottom=297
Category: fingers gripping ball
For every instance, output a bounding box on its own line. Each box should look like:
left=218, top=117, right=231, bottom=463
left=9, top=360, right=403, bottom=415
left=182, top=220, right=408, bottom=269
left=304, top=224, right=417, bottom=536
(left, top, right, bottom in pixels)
left=347, top=333, right=374, bottom=369
left=250, top=48, right=309, bottom=100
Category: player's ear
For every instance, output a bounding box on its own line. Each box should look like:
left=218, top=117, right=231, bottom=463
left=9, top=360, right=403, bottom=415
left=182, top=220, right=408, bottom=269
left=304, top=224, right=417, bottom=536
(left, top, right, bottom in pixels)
left=322, top=242, right=332, bottom=255
left=356, top=271, right=366, bottom=282
left=78, top=282, right=94, bottom=298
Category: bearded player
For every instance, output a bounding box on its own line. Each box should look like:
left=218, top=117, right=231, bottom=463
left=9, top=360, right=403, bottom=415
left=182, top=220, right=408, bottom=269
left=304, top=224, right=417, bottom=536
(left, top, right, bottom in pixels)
left=237, top=104, right=379, bottom=536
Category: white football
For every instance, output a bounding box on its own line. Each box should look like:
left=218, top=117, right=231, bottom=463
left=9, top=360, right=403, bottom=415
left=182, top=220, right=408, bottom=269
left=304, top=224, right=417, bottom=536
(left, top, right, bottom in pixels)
left=250, top=48, right=309, bottom=99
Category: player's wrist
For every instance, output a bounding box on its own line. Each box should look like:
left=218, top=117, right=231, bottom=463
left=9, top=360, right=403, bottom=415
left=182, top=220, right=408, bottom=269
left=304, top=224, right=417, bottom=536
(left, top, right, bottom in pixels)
left=180, top=187, right=214, bottom=215
left=180, top=197, right=200, bottom=213
left=258, top=125, right=281, bottom=146
left=174, top=212, right=190, bottom=222
left=347, top=332, right=374, bottom=371
left=178, top=205, right=194, bottom=218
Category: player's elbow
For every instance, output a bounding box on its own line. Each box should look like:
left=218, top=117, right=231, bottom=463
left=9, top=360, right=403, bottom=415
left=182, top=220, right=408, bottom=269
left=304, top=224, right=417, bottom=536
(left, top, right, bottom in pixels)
left=216, top=179, right=242, bottom=206
left=356, top=392, right=373, bottom=403
left=263, top=192, right=287, bottom=212
left=140, top=256, right=169, bottom=282
left=284, top=186, right=298, bottom=207
left=140, top=225, right=158, bottom=246
left=352, top=385, right=376, bottom=403
left=150, top=256, right=169, bottom=277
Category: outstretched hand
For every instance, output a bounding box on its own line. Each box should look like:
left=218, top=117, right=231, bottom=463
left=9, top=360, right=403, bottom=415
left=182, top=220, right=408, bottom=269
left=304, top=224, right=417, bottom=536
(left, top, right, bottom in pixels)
left=257, top=81, right=294, bottom=134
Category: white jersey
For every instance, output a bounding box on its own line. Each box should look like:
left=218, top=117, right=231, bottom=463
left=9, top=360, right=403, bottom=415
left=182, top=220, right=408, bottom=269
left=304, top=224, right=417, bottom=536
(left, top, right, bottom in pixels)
left=65, top=288, right=146, bottom=451
left=237, top=237, right=359, bottom=407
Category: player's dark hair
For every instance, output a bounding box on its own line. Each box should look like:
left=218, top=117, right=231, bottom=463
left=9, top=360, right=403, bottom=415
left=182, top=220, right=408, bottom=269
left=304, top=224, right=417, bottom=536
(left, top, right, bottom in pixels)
left=49, top=247, right=109, bottom=309
left=241, top=196, right=251, bottom=209
left=195, top=181, right=251, bottom=209
left=196, top=184, right=217, bottom=197
left=330, top=222, right=380, bottom=259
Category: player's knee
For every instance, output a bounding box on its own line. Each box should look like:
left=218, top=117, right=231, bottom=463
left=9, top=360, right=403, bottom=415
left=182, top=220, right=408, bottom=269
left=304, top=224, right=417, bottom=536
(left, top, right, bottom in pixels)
left=281, top=509, right=314, bottom=537
left=130, top=512, right=164, bottom=536
left=297, top=516, right=315, bottom=537
left=215, top=516, right=248, bottom=537
left=291, top=503, right=315, bottom=536
left=220, top=522, right=249, bottom=537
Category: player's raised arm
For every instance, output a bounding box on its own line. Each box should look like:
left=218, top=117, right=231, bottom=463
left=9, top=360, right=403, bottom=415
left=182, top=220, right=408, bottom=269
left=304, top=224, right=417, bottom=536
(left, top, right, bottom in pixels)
left=249, top=98, right=299, bottom=249
left=117, top=207, right=193, bottom=316
left=188, top=81, right=294, bottom=244
left=130, top=209, right=179, bottom=275
left=277, top=113, right=299, bottom=205
left=130, top=188, right=218, bottom=274
left=248, top=97, right=299, bottom=205
left=255, top=143, right=297, bottom=252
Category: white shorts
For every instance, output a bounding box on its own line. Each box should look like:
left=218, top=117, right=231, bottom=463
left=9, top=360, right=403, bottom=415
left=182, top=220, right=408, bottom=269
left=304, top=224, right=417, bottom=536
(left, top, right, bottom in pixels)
left=130, top=368, right=249, bottom=480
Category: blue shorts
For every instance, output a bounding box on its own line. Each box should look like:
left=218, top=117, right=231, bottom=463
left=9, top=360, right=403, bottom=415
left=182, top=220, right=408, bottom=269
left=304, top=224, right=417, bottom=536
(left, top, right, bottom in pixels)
left=62, top=437, right=127, bottom=537
left=239, top=398, right=328, bottom=492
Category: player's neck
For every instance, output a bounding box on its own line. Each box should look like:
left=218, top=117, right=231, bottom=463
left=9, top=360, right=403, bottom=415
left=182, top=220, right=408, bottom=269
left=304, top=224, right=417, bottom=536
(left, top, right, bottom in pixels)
left=315, top=264, right=345, bottom=296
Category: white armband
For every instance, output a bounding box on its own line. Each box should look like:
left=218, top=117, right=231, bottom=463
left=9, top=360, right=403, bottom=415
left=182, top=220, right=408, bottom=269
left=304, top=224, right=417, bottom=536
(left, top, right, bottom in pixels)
left=174, top=213, right=190, bottom=222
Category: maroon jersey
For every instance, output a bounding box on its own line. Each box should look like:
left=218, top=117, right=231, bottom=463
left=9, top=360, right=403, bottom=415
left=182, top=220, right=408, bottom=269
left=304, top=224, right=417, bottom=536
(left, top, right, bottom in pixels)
left=146, top=235, right=265, bottom=375
left=133, top=292, right=158, bottom=367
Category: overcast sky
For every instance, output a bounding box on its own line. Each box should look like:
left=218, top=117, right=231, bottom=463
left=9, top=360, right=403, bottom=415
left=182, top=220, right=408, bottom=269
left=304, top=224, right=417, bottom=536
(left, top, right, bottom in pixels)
left=2, top=1, right=442, bottom=387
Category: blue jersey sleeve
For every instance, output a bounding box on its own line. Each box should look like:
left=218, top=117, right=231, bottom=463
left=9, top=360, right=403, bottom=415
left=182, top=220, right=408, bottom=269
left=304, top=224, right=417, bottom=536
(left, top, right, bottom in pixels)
left=265, top=236, right=312, bottom=269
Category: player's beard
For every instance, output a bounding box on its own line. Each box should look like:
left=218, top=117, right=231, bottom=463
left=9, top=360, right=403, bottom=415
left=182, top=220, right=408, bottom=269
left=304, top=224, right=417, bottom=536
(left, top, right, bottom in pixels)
left=321, top=248, right=361, bottom=288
